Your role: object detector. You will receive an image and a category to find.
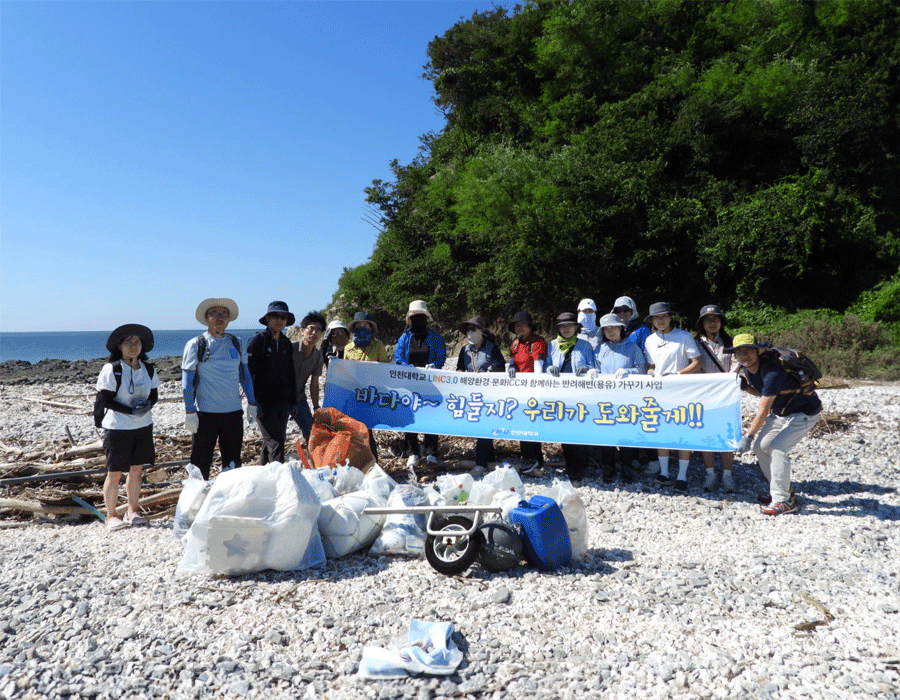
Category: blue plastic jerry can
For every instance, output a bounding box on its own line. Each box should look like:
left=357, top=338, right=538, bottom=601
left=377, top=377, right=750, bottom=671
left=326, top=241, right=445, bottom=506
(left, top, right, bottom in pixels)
left=509, top=495, right=572, bottom=571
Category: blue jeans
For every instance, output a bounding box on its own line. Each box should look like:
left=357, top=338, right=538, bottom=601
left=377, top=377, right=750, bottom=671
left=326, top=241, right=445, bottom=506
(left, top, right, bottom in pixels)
left=292, top=399, right=313, bottom=442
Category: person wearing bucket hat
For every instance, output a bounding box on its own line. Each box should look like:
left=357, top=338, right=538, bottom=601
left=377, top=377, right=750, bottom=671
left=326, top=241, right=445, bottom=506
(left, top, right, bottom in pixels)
left=394, top=300, right=447, bottom=463
left=643, top=302, right=701, bottom=493
left=693, top=304, right=739, bottom=492
left=547, top=312, right=595, bottom=482
left=291, top=311, right=327, bottom=443
left=577, top=298, right=602, bottom=351
left=95, top=324, right=159, bottom=531
left=345, top=312, right=391, bottom=363
left=247, top=302, right=297, bottom=464
left=455, top=316, right=506, bottom=477
left=610, top=296, right=651, bottom=351
left=182, top=298, right=257, bottom=480
left=507, top=311, right=548, bottom=475
left=591, top=313, right=647, bottom=483
left=725, top=333, right=821, bottom=515
left=321, top=320, right=350, bottom=366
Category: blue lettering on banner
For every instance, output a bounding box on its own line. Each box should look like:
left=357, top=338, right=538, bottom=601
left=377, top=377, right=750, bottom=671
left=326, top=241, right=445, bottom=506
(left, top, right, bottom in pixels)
left=355, top=385, right=440, bottom=412
left=446, top=394, right=520, bottom=422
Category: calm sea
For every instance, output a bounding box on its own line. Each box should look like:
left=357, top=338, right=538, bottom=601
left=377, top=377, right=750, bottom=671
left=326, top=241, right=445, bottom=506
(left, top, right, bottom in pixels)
left=0, top=329, right=261, bottom=364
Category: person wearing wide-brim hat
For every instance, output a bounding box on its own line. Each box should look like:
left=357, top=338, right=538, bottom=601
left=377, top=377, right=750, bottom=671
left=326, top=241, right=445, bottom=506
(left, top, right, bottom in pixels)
left=546, top=312, right=596, bottom=483
left=693, top=304, right=739, bottom=493
left=393, top=300, right=447, bottom=464
left=642, top=302, right=702, bottom=493
left=725, top=334, right=821, bottom=516
left=96, top=324, right=160, bottom=531
left=181, top=297, right=257, bottom=480
left=247, top=302, right=297, bottom=464
left=507, top=311, right=548, bottom=476
left=455, top=316, right=506, bottom=477
left=345, top=312, right=390, bottom=364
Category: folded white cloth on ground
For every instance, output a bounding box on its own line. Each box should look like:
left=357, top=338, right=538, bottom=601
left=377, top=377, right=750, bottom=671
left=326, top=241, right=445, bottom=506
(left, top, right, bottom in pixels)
left=357, top=619, right=463, bottom=679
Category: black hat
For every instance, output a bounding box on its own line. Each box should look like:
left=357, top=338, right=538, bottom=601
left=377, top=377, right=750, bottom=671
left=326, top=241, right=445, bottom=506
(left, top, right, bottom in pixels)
left=106, top=324, right=154, bottom=354
left=508, top=311, right=536, bottom=333
left=458, top=315, right=489, bottom=334
left=696, top=304, right=727, bottom=330
left=554, top=312, right=582, bottom=331
left=644, top=302, right=675, bottom=324
left=259, top=301, right=295, bottom=326
left=348, top=311, right=378, bottom=335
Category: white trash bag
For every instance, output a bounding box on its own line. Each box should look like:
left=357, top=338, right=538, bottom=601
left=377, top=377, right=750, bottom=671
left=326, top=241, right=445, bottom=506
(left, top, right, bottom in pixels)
left=370, top=485, right=428, bottom=557
left=482, top=465, right=524, bottom=498
left=318, top=490, right=386, bottom=558
left=176, top=462, right=325, bottom=576
left=538, top=478, right=589, bottom=559
left=173, top=464, right=210, bottom=540
left=435, top=473, right=474, bottom=505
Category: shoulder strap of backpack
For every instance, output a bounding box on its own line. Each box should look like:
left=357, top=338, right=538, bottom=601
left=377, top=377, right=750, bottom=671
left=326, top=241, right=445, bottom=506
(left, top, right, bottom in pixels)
left=112, top=360, right=123, bottom=392
left=698, top=338, right=727, bottom=373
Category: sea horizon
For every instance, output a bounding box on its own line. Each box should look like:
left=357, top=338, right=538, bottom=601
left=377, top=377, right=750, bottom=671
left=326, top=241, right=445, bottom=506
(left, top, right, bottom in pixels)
left=0, top=329, right=263, bottom=364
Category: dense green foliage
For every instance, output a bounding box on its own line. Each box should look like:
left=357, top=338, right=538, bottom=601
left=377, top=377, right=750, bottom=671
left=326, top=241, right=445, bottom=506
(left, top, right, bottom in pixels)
left=334, top=0, right=900, bottom=345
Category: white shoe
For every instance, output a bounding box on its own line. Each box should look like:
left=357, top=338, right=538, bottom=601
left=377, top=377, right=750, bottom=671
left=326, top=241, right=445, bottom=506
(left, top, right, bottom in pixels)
left=703, top=470, right=716, bottom=492
left=406, top=454, right=419, bottom=468
left=722, top=472, right=736, bottom=493
left=426, top=454, right=438, bottom=465
left=643, top=460, right=660, bottom=476
left=106, top=517, right=127, bottom=531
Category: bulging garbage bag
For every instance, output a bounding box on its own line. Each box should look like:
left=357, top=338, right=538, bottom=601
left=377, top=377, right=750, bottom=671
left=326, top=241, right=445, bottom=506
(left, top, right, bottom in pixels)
left=318, top=490, right=386, bottom=558
left=173, top=464, right=210, bottom=540
left=370, top=485, right=428, bottom=557
left=538, top=478, right=589, bottom=559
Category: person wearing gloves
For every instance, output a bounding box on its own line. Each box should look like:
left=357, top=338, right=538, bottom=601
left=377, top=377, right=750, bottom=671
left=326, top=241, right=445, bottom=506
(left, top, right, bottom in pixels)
left=725, top=334, right=821, bottom=515
left=343, top=311, right=390, bottom=460
left=577, top=298, right=602, bottom=351
left=345, top=311, right=391, bottom=363
left=96, top=324, right=160, bottom=531
left=547, top=312, right=595, bottom=483
left=694, top=304, right=739, bottom=492
left=247, top=301, right=297, bottom=465
left=643, top=302, right=701, bottom=493
left=394, top=300, right=447, bottom=463
left=455, top=316, right=506, bottom=477
left=321, top=320, right=350, bottom=367
left=611, top=296, right=652, bottom=352
left=591, top=313, right=646, bottom=483
left=182, top=298, right=257, bottom=480
left=291, top=312, right=327, bottom=443
left=507, top=311, right=548, bottom=476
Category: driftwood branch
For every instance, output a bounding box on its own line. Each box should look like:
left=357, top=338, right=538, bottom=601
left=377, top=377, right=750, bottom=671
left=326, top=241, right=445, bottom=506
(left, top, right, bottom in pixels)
left=20, top=397, right=86, bottom=411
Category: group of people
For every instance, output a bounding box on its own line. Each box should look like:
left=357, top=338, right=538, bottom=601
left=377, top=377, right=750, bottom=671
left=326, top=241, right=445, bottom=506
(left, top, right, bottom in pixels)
left=94, top=294, right=821, bottom=530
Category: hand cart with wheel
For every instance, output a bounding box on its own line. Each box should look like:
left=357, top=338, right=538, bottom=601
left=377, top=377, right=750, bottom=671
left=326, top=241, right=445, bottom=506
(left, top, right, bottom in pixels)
left=364, top=504, right=503, bottom=575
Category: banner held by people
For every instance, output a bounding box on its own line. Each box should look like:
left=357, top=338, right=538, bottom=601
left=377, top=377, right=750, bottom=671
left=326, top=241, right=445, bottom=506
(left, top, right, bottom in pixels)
left=323, top=359, right=742, bottom=451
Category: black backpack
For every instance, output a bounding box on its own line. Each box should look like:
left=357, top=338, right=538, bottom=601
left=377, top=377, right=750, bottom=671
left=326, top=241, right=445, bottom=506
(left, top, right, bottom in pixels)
left=740, top=345, right=821, bottom=397
left=93, top=360, right=156, bottom=428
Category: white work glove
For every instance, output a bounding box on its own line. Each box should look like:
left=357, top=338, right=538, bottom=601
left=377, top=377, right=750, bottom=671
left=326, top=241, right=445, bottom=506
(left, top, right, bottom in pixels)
left=246, top=404, right=258, bottom=424
left=586, top=368, right=599, bottom=380
left=614, top=367, right=635, bottom=380
left=736, top=435, right=753, bottom=455
left=534, top=360, right=544, bottom=374
left=184, top=412, right=199, bottom=434
left=508, top=365, right=516, bottom=378
left=425, top=363, right=436, bottom=370
left=546, top=365, right=560, bottom=377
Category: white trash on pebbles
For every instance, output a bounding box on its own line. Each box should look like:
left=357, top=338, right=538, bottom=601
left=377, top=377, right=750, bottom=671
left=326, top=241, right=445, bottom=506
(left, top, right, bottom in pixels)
left=1, top=380, right=899, bottom=699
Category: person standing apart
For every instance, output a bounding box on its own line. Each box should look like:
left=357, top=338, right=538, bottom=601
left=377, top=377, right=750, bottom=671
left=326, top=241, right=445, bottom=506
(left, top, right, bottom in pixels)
left=394, top=300, right=447, bottom=463
left=726, top=334, right=821, bottom=515
left=693, top=304, right=739, bottom=492
left=291, top=312, right=326, bottom=444
left=182, top=298, right=257, bottom=480
left=96, top=324, right=159, bottom=530
left=507, top=311, right=548, bottom=476
left=247, top=301, right=297, bottom=464
left=642, top=302, right=701, bottom=492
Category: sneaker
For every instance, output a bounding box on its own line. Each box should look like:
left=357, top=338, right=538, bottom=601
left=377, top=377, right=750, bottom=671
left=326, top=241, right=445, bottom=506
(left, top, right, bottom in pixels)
left=703, top=473, right=716, bottom=492
left=760, top=500, right=799, bottom=516
left=644, top=460, right=661, bottom=476
left=106, top=517, right=127, bottom=531
left=674, top=479, right=688, bottom=493
left=621, top=464, right=635, bottom=484
left=601, top=465, right=617, bottom=484
left=470, top=465, right=486, bottom=479
left=124, top=512, right=148, bottom=527
left=721, top=472, right=736, bottom=493
left=425, top=454, right=439, bottom=465
left=406, top=454, right=419, bottom=468
left=757, top=487, right=795, bottom=506
left=520, top=461, right=544, bottom=477
left=653, top=474, right=670, bottom=486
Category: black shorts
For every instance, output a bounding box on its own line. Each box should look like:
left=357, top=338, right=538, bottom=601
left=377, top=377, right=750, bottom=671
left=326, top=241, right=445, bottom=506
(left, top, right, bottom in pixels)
left=103, top=424, right=155, bottom=472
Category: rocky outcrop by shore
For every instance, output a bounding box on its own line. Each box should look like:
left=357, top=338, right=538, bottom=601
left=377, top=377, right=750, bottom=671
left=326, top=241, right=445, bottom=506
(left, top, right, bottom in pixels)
left=0, top=356, right=184, bottom=386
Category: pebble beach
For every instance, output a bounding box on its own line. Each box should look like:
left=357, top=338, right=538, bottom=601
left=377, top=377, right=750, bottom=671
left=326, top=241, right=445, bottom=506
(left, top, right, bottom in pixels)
left=1, top=373, right=899, bottom=699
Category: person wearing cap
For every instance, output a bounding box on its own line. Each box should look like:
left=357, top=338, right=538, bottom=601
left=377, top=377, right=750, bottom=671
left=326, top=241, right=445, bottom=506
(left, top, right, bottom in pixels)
left=725, top=334, right=821, bottom=515
left=547, top=312, right=595, bottom=482
left=393, top=300, right=447, bottom=462
left=247, top=302, right=297, bottom=464
left=591, top=313, right=647, bottom=483
left=96, top=324, right=160, bottom=531
left=610, top=296, right=652, bottom=352
left=455, top=316, right=506, bottom=477
left=345, top=312, right=391, bottom=363
left=182, top=298, right=257, bottom=480
left=577, top=298, right=602, bottom=351
left=643, top=302, right=701, bottom=492
left=321, top=320, right=350, bottom=366
left=694, top=304, right=739, bottom=492
left=507, top=311, right=548, bottom=475
left=291, top=311, right=327, bottom=443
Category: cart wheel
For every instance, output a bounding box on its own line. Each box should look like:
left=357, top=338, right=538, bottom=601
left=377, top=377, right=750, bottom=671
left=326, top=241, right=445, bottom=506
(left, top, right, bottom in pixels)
left=425, top=515, right=484, bottom=576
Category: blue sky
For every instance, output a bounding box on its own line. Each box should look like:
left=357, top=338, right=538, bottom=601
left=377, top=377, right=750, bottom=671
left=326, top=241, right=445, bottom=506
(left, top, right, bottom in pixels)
left=1, top=0, right=515, bottom=332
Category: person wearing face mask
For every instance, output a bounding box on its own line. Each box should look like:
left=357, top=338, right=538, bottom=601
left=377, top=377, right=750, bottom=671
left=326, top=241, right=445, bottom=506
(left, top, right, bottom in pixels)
left=394, top=300, right=448, bottom=463
left=507, top=311, right=548, bottom=476
left=610, top=296, right=652, bottom=352
left=577, top=298, right=602, bottom=352
left=345, top=312, right=391, bottom=363
left=547, top=312, right=596, bottom=483
left=455, top=316, right=506, bottom=477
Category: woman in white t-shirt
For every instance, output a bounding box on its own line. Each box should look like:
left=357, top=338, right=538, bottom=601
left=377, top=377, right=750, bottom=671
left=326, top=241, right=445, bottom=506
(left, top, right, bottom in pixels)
left=95, top=324, right=160, bottom=531
left=642, top=302, right=701, bottom=492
